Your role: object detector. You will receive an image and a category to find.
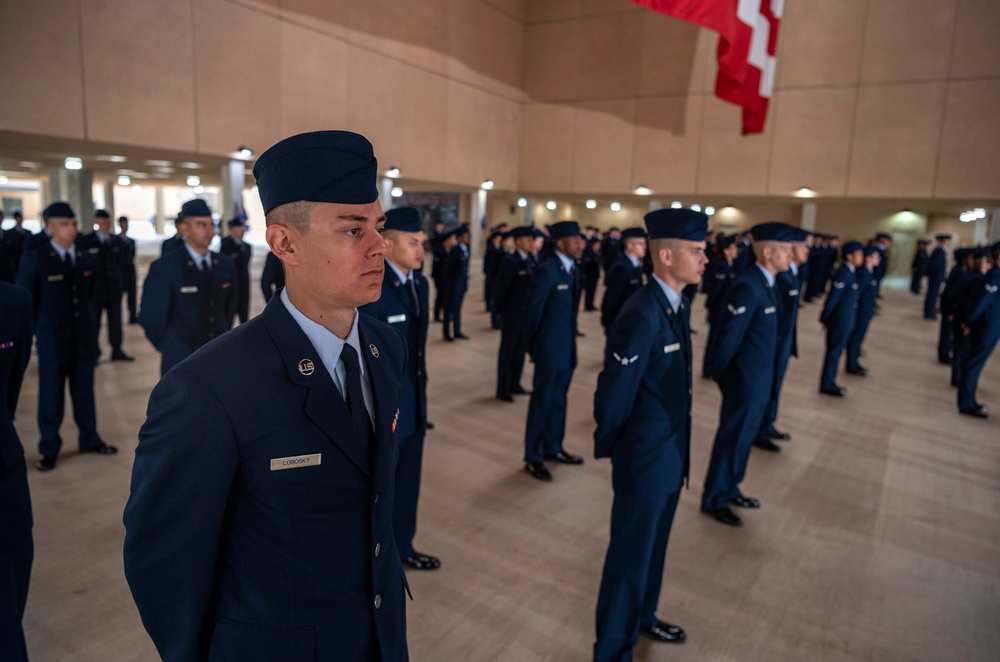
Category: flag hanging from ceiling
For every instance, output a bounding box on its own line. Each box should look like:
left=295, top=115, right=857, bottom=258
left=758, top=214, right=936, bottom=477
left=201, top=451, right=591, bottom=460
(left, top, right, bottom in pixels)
left=629, top=0, right=783, bottom=135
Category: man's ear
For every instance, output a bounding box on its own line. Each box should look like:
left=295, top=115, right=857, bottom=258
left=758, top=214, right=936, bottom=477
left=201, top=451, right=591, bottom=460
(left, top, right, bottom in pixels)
left=266, top=225, right=298, bottom=266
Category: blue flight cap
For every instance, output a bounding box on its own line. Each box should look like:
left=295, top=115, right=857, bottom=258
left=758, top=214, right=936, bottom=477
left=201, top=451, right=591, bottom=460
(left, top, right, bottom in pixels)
left=549, top=221, right=580, bottom=239
left=94, top=209, right=111, bottom=219
left=455, top=225, right=470, bottom=237
left=227, top=214, right=247, bottom=228
left=384, top=207, right=422, bottom=233
left=875, top=232, right=891, bottom=241
left=842, top=241, right=864, bottom=257
left=43, top=201, right=75, bottom=219
left=991, top=241, right=1000, bottom=253
left=934, top=233, right=951, bottom=241
left=510, top=226, right=533, bottom=239
left=716, top=233, right=737, bottom=249
left=643, top=208, right=708, bottom=240
left=750, top=222, right=797, bottom=242
left=532, top=228, right=547, bottom=239
left=863, top=245, right=879, bottom=256
left=178, top=199, right=212, bottom=220
left=973, top=246, right=991, bottom=259
left=792, top=228, right=810, bottom=243
left=621, top=227, right=646, bottom=240
left=253, top=130, right=379, bottom=214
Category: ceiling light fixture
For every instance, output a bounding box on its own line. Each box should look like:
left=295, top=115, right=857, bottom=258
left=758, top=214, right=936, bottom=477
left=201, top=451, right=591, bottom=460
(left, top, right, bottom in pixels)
left=546, top=200, right=557, bottom=211
left=705, top=206, right=716, bottom=216
left=670, top=200, right=682, bottom=209
left=794, top=186, right=815, bottom=198
left=481, top=179, right=495, bottom=190
left=391, top=186, right=403, bottom=198
left=517, top=198, right=527, bottom=208
left=586, top=199, right=597, bottom=209
left=690, top=204, right=702, bottom=212
left=610, top=202, right=622, bottom=212
left=386, top=166, right=401, bottom=178
left=238, top=146, right=253, bottom=159
left=186, top=175, right=201, bottom=187
left=635, top=185, right=651, bottom=195
left=64, top=156, right=83, bottom=170
left=117, top=175, right=131, bottom=186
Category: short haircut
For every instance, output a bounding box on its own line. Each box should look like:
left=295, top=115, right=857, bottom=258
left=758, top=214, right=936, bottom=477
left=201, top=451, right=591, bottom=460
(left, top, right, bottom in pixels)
left=265, top=200, right=316, bottom=233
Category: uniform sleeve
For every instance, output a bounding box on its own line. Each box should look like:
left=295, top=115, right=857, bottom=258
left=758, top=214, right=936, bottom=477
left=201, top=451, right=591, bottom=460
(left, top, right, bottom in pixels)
left=966, top=274, right=999, bottom=326
left=594, top=303, right=653, bottom=456
left=710, top=279, right=756, bottom=379
left=522, top=265, right=553, bottom=348
left=600, top=263, right=627, bottom=329
left=6, top=287, right=33, bottom=417
left=14, top=249, right=40, bottom=322
left=123, top=368, right=238, bottom=662
left=492, top=257, right=515, bottom=315
left=139, top=260, right=170, bottom=350
left=819, top=271, right=847, bottom=326
left=223, top=260, right=239, bottom=327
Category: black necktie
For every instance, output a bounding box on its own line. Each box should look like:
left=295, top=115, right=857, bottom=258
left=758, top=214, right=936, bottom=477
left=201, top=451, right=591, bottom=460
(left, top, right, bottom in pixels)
left=340, top=344, right=374, bottom=452
left=407, top=278, right=419, bottom=316
left=200, top=257, right=212, bottom=291
left=63, top=251, right=74, bottom=280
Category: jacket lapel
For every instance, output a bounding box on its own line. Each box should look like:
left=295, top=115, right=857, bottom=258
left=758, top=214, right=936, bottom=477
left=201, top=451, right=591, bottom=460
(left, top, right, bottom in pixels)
left=358, top=319, right=396, bottom=473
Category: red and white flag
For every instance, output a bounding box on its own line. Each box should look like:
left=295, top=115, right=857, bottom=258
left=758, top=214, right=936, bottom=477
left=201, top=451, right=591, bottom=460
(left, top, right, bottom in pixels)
left=629, top=0, right=783, bottom=134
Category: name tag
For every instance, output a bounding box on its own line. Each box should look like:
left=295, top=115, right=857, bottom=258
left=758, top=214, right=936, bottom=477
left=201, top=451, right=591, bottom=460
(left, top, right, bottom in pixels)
left=180, top=285, right=198, bottom=293
left=728, top=304, right=747, bottom=316
left=788, top=289, right=799, bottom=296
left=387, top=314, right=407, bottom=324
left=270, top=453, right=322, bottom=471
left=764, top=306, right=776, bottom=314
left=664, top=343, right=681, bottom=354
left=987, top=284, right=999, bottom=293
left=851, top=284, right=859, bottom=290
left=556, top=284, right=569, bottom=290
left=88, top=247, right=100, bottom=253
left=47, top=274, right=64, bottom=282
left=517, top=270, right=527, bottom=276
left=833, top=282, right=845, bottom=289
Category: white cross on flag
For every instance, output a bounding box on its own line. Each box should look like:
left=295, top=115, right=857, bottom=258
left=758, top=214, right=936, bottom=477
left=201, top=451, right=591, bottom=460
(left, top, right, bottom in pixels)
left=630, top=0, right=783, bottom=135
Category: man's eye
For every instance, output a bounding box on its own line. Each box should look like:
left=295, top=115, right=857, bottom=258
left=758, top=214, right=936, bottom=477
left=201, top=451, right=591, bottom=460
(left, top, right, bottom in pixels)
left=347, top=228, right=360, bottom=237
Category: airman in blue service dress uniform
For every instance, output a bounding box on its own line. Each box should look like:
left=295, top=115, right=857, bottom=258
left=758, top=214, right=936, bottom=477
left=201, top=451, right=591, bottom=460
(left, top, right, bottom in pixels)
left=220, top=215, right=253, bottom=324
left=493, top=226, right=536, bottom=402
left=442, top=226, right=470, bottom=340
left=924, top=234, right=951, bottom=319
left=16, top=202, right=118, bottom=472
left=117, top=216, right=139, bottom=324
left=701, top=233, right=738, bottom=378
left=845, top=246, right=881, bottom=376
left=139, top=199, right=238, bottom=377
left=819, top=242, right=864, bottom=396
left=755, top=228, right=810, bottom=452
left=592, top=208, right=708, bottom=660
left=600, top=227, right=646, bottom=334
left=359, top=206, right=440, bottom=572
left=938, top=248, right=972, bottom=366
left=78, top=209, right=133, bottom=361
left=260, top=250, right=285, bottom=303
left=522, top=221, right=586, bottom=481
left=701, top=222, right=795, bottom=527
left=124, top=131, right=410, bottom=661
left=0, top=281, right=33, bottom=661
left=911, top=239, right=930, bottom=294
left=955, top=243, right=1000, bottom=419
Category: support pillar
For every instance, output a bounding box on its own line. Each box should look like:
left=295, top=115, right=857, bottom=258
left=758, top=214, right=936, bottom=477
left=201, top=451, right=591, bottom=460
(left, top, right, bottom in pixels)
left=102, top=180, right=115, bottom=220
left=155, top=187, right=166, bottom=235
left=470, top=188, right=487, bottom=260
left=220, top=160, right=247, bottom=237
left=799, top=202, right=817, bottom=231
left=989, top=207, right=1000, bottom=244
left=379, top=177, right=395, bottom=212
left=522, top=197, right=535, bottom=227
left=48, top=167, right=94, bottom=230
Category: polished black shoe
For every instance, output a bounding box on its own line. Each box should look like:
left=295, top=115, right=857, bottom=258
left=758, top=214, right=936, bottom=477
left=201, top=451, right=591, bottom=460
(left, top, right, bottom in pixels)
left=846, top=366, right=868, bottom=376
left=455, top=333, right=470, bottom=340
left=83, top=442, right=118, bottom=455
left=545, top=451, right=583, bottom=465
left=525, top=462, right=553, bottom=481
left=128, top=317, right=140, bottom=324
left=820, top=386, right=847, bottom=397
left=753, top=438, right=781, bottom=452
left=689, top=328, right=698, bottom=335
left=510, top=385, right=530, bottom=395
left=938, top=358, right=952, bottom=365
left=497, top=394, right=514, bottom=403
left=959, top=406, right=990, bottom=420
left=111, top=352, right=135, bottom=362
left=425, top=421, right=435, bottom=430
left=576, top=330, right=586, bottom=337
left=443, top=335, right=454, bottom=342
left=640, top=620, right=686, bottom=644
left=703, top=507, right=742, bottom=527
left=402, top=552, right=441, bottom=571
left=37, top=455, right=56, bottom=472
left=770, top=429, right=791, bottom=441
left=730, top=495, right=761, bottom=509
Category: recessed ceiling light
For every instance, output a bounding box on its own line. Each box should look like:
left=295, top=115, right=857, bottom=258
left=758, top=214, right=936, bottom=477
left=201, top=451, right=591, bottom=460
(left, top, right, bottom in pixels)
left=391, top=186, right=403, bottom=198
left=96, top=154, right=127, bottom=163
left=481, top=179, right=495, bottom=190
left=145, top=159, right=173, bottom=167
left=610, top=202, right=622, bottom=212
left=193, top=185, right=205, bottom=194
left=237, top=146, right=253, bottom=159
left=186, top=175, right=201, bottom=187
left=117, top=175, right=131, bottom=186
left=670, top=201, right=682, bottom=209
left=705, top=206, right=716, bottom=216
left=386, top=166, right=401, bottom=178
left=64, top=156, right=83, bottom=170
left=586, top=199, right=597, bottom=209
left=635, top=185, right=651, bottom=195
left=690, top=204, right=702, bottom=212
left=794, top=186, right=815, bottom=198
left=179, top=162, right=204, bottom=169
left=517, top=198, right=527, bottom=208
left=546, top=200, right=557, bottom=210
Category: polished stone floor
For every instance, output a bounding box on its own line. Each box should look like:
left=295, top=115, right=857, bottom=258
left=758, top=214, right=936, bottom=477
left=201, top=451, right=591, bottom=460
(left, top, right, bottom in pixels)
left=14, top=255, right=1000, bottom=661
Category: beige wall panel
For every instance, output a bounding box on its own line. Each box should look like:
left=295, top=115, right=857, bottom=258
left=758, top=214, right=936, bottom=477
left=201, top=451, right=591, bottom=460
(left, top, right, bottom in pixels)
left=581, top=0, right=642, bottom=18
left=81, top=0, right=196, bottom=150
left=526, top=0, right=582, bottom=23
left=576, top=13, right=643, bottom=100
left=636, top=12, right=705, bottom=97
left=571, top=100, right=636, bottom=193
left=949, top=0, right=1000, bottom=78
left=401, top=69, right=450, bottom=184
left=848, top=83, right=946, bottom=198
left=523, top=21, right=582, bottom=101
left=697, top=97, right=772, bottom=195
left=632, top=95, right=703, bottom=195
left=768, top=87, right=856, bottom=197
left=776, top=0, right=866, bottom=87
left=860, top=0, right=957, bottom=83
left=519, top=103, right=577, bottom=191
left=0, top=0, right=85, bottom=138
left=935, top=79, right=1000, bottom=199
left=346, top=48, right=406, bottom=171
left=484, top=0, right=527, bottom=22
left=195, top=0, right=280, bottom=156
left=447, top=0, right=525, bottom=97
left=350, top=0, right=450, bottom=76
left=278, top=23, right=350, bottom=138
left=446, top=86, right=520, bottom=189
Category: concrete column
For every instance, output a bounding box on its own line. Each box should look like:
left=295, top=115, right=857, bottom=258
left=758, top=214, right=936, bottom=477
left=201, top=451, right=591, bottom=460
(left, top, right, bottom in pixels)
left=379, top=176, right=394, bottom=212
left=989, top=207, right=1000, bottom=244
left=220, top=160, right=247, bottom=237
left=799, top=202, right=817, bottom=231
left=648, top=199, right=663, bottom=212
left=102, top=180, right=115, bottom=219
left=522, top=197, right=535, bottom=226
left=154, top=187, right=166, bottom=235
left=48, top=167, right=94, bottom=230
left=470, top=188, right=487, bottom=260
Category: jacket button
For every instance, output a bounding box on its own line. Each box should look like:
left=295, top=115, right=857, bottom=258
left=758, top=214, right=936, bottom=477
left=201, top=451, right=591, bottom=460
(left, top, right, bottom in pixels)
left=374, top=542, right=381, bottom=558
left=374, top=594, right=382, bottom=609
left=374, top=492, right=380, bottom=505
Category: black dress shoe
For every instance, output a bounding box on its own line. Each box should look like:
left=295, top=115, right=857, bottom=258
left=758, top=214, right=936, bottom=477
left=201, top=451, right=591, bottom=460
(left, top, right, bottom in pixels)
left=510, top=385, right=530, bottom=395
left=959, top=406, right=990, bottom=420
left=938, top=358, right=952, bottom=365
left=703, top=507, right=742, bottom=527
left=820, top=386, right=847, bottom=397
left=575, top=330, right=586, bottom=337
left=83, top=442, right=118, bottom=455
left=525, top=462, right=553, bottom=481
left=443, top=335, right=454, bottom=342
left=455, top=333, right=470, bottom=340
left=770, top=429, right=791, bottom=441
left=730, top=495, right=761, bottom=509
left=689, top=328, right=698, bottom=335
left=111, top=352, right=135, bottom=362
left=497, top=394, right=514, bottom=403
left=640, top=620, right=686, bottom=644
left=425, top=421, right=435, bottom=430
left=37, top=455, right=56, bottom=472
left=545, top=451, right=583, bottom=465
left=402, top=552, right=441, bottom=571
left=753, top=438, right=781, bottom=452
left=846, top=366, right=868, bottom=376
left=128, top=318, right=139, bottom=324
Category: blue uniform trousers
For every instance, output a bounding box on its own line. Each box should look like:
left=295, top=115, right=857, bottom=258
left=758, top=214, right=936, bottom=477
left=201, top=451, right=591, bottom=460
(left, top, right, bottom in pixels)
left=444, top=282, right=466, bottom=338
left=0, top=460, right=32, bottom=662
left=938, top=315, right=955, bottom=363
left=845, top=313, right=873, bottom=371
left=496, top=317, right=528, bottom=397
left=92, top=288, right=124, bottom=354
left=820, top=327, right=851, bottom=391
left=524, top=364, right=574, bottom=462
left=958, top=334, right=998, bottom=411
left=951, top=323, right=970, bottom=387
left=760, top=347, right=792, bottom=439
left=37, top=354, right=100, bottom=457
left=392, top=430, right=425, bottom=559
left=594, top=442, right=680, bottom=662
left=924, top=276, right=944, bottom=318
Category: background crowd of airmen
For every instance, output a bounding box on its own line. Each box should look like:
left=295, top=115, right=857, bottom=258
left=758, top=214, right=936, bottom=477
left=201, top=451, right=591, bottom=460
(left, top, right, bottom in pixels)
left=1, top=173, right=999, bottom=659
